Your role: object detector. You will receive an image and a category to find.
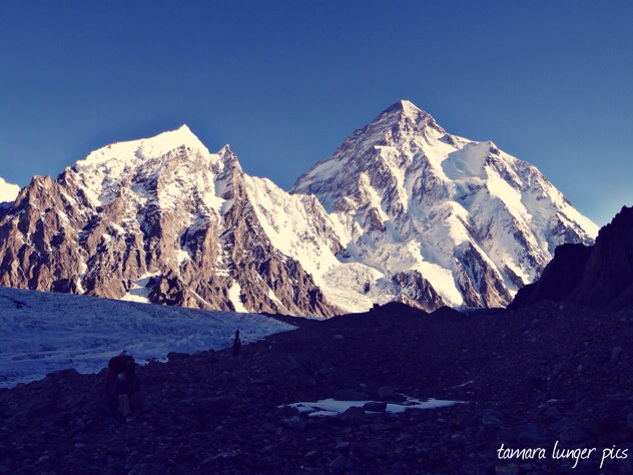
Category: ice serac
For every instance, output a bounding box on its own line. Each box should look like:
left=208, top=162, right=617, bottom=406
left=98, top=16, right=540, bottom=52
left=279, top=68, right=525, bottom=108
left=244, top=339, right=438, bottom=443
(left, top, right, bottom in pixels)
left=0, top=126, right=339, bottom=316
left=291, top=99, right=598, bottom=311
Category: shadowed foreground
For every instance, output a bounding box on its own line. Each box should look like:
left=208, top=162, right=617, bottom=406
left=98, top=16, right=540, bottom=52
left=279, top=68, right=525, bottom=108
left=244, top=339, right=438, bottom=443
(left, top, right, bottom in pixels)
left=1, top=301, right=633, bottom=474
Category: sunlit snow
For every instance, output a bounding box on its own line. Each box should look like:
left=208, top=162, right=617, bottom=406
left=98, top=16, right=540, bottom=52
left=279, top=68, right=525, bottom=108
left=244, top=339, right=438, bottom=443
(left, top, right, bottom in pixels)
left=120, top=273, right=157, bottom=303
left=0, top=177, right=20, bottom=204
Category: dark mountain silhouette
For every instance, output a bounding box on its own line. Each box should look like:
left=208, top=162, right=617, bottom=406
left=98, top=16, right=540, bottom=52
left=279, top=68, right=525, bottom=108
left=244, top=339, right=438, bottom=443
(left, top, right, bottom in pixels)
left=511, top=205, right=633, bottom=311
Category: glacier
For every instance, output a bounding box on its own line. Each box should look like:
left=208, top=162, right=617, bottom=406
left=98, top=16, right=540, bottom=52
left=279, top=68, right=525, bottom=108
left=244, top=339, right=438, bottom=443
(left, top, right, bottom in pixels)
left=0, top=286, right=295, bottom=389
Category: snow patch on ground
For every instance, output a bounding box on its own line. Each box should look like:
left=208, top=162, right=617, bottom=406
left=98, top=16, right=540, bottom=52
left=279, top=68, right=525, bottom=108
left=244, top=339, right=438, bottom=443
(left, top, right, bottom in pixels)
left=285, top=396, right=465, bottom=417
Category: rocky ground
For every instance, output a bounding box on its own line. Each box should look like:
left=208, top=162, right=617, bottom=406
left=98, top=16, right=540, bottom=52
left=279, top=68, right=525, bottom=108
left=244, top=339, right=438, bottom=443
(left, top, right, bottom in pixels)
left=1, top=301, right=633, bottom=474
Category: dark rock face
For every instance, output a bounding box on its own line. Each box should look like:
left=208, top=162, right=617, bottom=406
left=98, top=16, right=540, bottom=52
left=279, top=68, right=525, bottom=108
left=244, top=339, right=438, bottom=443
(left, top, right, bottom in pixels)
left=0, top=175, right=86, bottom=293
left=511, top=205, right=633, bottom=311
left=454, top=241, right=513, bottom=308
left=510, top=243, right=592, bottom=308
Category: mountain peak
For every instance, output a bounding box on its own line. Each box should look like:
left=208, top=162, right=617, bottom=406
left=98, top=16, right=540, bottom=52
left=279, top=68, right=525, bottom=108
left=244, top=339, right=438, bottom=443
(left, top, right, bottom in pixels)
left=75, top=124, right=209, bottom=172
left=292, top=100, right=598, bottom=310
left=383, top=99, right=429, bottom=117
left=386, top=98, right=420, bottom=113
left=375, top=99, right=443, bottom=136
left=142, top=124, right=207, bottom=154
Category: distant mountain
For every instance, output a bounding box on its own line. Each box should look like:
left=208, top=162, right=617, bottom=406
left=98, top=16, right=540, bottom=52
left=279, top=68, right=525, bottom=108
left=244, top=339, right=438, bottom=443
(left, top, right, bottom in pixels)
left=291, top=100, right=598, bottom=310
left=0, top=177, right=20, bottom=204
left=511, top=205, right=633, bottom=311
left=0, top=101, right=598, bottom=315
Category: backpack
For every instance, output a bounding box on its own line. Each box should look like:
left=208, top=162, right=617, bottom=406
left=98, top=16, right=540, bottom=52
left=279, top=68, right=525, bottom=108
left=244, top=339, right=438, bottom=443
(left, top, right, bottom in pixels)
left=106, top=351, right=134, bottom=395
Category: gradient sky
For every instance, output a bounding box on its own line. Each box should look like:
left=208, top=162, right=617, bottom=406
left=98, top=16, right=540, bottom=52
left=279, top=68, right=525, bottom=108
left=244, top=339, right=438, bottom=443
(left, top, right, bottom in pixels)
left=1, top=1, right=631, bottom=226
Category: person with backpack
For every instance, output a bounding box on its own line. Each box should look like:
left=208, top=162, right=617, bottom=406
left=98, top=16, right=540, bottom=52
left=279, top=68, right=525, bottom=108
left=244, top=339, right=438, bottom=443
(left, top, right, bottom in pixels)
left=106, top=352, right=148, bottom=422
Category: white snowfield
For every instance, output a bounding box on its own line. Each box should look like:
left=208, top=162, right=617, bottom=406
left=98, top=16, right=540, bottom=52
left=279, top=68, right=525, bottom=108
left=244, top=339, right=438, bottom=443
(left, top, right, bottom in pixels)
left=0, top=286, right=296, bottom=389
left=0, top=177, right=20, bottom=204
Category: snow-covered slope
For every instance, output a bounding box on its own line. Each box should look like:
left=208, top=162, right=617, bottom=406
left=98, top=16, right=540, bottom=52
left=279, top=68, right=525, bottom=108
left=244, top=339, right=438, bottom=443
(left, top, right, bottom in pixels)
left=0, top=286, right=294, bottom=388
left=0, top=177, right=20, bottom=204
left=291, top=100, right=598, bottom=310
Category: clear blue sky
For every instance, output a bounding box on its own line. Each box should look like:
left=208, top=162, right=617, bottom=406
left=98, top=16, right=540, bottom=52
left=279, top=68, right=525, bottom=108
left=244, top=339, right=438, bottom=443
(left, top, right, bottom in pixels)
left=1, top=1, right=631, bottom=226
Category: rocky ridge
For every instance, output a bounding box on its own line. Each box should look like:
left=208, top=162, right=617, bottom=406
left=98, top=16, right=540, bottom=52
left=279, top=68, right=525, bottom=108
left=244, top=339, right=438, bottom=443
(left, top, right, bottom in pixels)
left=512, top=205, right=633, bottom=311
left=1, top=301, right=633, bottom=474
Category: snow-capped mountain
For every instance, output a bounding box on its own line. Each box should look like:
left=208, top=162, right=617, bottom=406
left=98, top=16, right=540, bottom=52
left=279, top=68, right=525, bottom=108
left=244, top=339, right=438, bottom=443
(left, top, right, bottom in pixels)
left=0, top=177, right=20, bottom=204
left=0, top=126, right=338, bottom=316
left=0, top=101, right=598, bottom=315
left=291, top=100, right=598, bottom=309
